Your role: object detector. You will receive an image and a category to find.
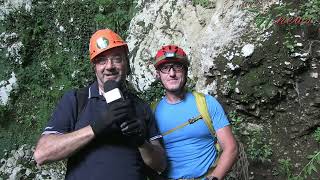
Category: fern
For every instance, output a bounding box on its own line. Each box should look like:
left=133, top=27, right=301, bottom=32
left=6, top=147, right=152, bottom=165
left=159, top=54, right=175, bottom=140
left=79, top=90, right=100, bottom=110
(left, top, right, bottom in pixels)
left=313, top=127, right=320, bottom=143
left=295, top=151, right=320, bottom=179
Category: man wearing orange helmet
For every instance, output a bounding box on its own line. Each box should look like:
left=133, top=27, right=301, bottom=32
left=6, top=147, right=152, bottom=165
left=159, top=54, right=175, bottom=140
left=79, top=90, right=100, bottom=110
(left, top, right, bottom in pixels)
left=34, top=29, right=166, bottom=180
left=153, top=45, right=238, bottom=180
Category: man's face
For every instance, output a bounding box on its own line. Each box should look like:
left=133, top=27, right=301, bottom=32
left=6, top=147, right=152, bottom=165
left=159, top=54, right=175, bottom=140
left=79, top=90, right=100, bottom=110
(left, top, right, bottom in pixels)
left=157, top=62, right=187, bottom=93
left=93, top=47, right=128, bottom=88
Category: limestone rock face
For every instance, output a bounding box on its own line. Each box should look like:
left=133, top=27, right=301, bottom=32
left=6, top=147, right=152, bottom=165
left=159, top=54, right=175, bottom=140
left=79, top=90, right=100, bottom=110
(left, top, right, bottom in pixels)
left=0, top=0, right=32, bottom=20
left=0, top=145, right=66, bottom=179
left=127, top=0, right=277, bottom=93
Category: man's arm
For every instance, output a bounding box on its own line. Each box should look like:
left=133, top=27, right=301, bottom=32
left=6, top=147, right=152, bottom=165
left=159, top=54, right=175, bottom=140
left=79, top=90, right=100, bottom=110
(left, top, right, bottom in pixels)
left=208, top=126, right=238, bottom=180
left=138, top=139, right=167, bottom=172
left=34, top=125, right=95, bottom=165
left=34, top=97, right=132, bottom=165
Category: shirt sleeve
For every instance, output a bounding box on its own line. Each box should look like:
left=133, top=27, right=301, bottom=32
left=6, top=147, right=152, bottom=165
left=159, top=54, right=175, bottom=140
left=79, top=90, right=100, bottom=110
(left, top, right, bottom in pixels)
left=206, top=95, right=230, bottom=131
left=42, top=90, right=77, bottom=135
left=145, top=105, right=162, bottom=141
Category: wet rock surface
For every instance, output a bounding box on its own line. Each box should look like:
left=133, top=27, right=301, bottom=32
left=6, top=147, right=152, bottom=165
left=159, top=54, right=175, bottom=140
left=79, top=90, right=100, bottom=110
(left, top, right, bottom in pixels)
left=214, top=25, right=320, bottom=179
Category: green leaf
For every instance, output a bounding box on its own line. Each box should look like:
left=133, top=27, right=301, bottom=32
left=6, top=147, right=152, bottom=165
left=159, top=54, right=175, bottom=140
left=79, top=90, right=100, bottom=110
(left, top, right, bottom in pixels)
left=310, top=164, right=318, bottom=173
left=307, top=154, right=314, bottom=159
left=245, top=8, right=259, bottom=13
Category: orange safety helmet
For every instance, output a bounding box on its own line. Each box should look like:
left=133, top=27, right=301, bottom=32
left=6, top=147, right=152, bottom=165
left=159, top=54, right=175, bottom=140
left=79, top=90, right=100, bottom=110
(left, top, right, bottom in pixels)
left=154, top=45, right=189, bottom=69
left=89, top=29, right=129, bottom=62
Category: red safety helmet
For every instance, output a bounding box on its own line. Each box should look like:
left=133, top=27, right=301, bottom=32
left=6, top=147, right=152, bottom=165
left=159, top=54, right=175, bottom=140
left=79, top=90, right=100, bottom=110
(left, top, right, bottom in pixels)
left=154, top=45, right=189, bottom=69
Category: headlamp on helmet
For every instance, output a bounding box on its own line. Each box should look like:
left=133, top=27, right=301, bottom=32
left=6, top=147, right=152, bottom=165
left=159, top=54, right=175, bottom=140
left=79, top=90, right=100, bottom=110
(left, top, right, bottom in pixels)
left=165, top=52, right=175, bottom=58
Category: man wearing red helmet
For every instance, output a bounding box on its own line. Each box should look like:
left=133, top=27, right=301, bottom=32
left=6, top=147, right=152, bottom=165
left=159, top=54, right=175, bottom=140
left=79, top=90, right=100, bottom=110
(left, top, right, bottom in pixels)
left=34, top=29, right=166, bottom=180
left=153, top=45, right=238, bottom=180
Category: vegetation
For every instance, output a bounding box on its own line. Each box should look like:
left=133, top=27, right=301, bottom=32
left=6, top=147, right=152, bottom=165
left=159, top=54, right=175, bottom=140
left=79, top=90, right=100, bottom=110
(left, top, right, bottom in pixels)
left=277, top=128, right=320, bottom=179
left=192, top=0, right=215, bottom=8
left=300, top=0, right=320, bottom=21
left=228, top=111, right=243, bottom=136
left=229, top=112, right=273, bottom=163
left=0, top=0, right=136, bottom=157
left=138, top=80, right=165, bottom=104
left=247, top=0, right=319, bottom=53
left=293, top=128, right=320, bottom=179
left=139, top=77, right=196, bottom=104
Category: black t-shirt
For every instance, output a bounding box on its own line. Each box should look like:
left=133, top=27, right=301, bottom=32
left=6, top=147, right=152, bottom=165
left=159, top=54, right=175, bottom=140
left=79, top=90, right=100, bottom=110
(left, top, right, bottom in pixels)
left=43, top=81, right=160, bottom=180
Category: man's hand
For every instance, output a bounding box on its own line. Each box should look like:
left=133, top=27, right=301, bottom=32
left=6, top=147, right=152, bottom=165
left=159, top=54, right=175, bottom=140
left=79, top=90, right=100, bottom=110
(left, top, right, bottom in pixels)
left=90, top=100, right=131, bottom=136
left=120, top=117, right=146, bottom=146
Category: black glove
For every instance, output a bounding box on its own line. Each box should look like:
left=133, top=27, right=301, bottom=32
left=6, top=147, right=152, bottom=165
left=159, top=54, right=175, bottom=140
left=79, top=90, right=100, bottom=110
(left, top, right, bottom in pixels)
left=120, top=117, right=146, bottom=146
left=90, top=100, right=131, bottom=136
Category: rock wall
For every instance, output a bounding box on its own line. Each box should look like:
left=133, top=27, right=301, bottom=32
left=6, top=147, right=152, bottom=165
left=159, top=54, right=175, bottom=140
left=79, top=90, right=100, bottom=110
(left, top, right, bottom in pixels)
left=0, top=145, right=65, bottom=179
left=126, top=0, right=278, bottom=93
left=0, top=0, right=31, bottom=105
left=0, top=0, right=32, bottom=20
